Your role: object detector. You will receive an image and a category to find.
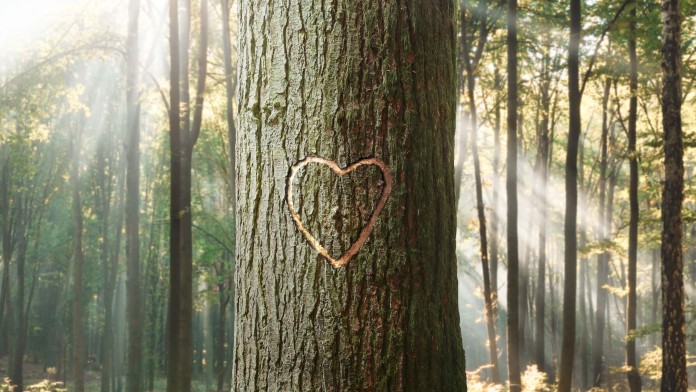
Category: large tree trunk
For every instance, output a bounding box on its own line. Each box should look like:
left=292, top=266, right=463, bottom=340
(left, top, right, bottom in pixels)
left=558, top=0, right=581, bottom=389
left=661, top=0, right=687, bottom=390
left=126, top=0, right=143, bottom=390
left=506, top=0, right=521, bottom=389
left=166, top=0, right=208, bottom=391
left=626, top=2, right=641, bottom=390
left=233, top=1, right=466, bottom=391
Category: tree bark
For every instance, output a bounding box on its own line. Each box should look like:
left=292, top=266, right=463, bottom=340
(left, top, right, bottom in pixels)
left=507, top=0, right=521, bottom=389
left=661, top=0, right=687, bottom=389
left=626, top=2, right=641, bottom=390
left=233, top=1, right=467, bottom=391
left=166, top=0, right=208, bottom=390
left=558, top=0, right=581, bottom=389
left=126, top=0, right=143, bottom=390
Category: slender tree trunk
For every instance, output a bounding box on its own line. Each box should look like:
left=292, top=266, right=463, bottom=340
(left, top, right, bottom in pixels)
left=10, top=235, right=27, bottom=391
left=166, top=0, right=208, bottom=390
left=0, top=158, right=12, bottom=357
left=221, top=0, right=236, bottom=214
left=577, top=134, right=591, bottom=389
left=626, top=3, right=641, bottom=390
left=535, top=41, right=551, bottom=374
left=507, top=0, right=521, bottom=389
left=126, top=0, right=143, bottom=390
left=233, top=1, right=467, bottom=390
left=220, top=2, right=235, bottom=389
left=559, top=0, right=581, bottom=389
left=464, top=1, right=499, bottom=379
left=651, top=247, right=659, bottom=348
left=71, top=117, right=85, bottom=392
left=661, top=0, right=687, bottom=389
left=593, top=77, right=612, bottom=388
left=103, top=155, right=125, bottom=392
left=98, top=141, right=113, bottom=392
left=470, top=80, right=501, bottom=384
left=491, top=64, right=501, bottom=298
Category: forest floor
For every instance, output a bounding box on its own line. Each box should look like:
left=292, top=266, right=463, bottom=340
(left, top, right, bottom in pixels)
left=0, top=357, right=221, bottom=391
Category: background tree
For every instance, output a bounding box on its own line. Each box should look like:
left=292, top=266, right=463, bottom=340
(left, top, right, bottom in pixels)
left=125, top=0, right=143, bottom=390
left=661, top=0, right=687, bottom=389
left=626, top=0, right=642, bottom=390
left=506, top=0, right=522, bottom=389
left=559, top=0, right=582, bottom=389
left=166, top=0, right=209, bottom=390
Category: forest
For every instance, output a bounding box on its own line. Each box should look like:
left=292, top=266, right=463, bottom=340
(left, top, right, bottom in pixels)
left=0, top=0, right=695, bottom=391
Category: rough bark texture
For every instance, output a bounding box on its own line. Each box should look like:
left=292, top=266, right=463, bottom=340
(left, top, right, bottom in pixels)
left=661, top=0, right=687, bottom=390
left=506, top=0, right=521, bottom=389
left=126, top=0, right=143, bottom=390
left=626, top=3, right=641, bottom=391
left=233, top=1, right=466, bottom=391
left=166, top=0, right=208, bottom=391
left=559, top=0, right=581, bottom=389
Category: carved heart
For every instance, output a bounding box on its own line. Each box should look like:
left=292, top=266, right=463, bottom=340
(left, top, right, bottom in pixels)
left=286, top=156, right=393, bottom=268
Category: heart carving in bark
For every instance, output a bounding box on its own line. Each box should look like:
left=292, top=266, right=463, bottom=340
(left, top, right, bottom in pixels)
left=286, top=156, right=393, bottom=268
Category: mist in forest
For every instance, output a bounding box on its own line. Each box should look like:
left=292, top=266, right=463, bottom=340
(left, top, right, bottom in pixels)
left=1, top=0, right=695, bottom=391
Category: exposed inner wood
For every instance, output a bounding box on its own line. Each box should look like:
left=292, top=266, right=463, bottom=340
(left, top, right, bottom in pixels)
left=286, top=156, right=393, bottom=268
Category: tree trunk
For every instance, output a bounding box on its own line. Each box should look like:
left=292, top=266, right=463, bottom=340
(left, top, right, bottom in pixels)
left=102, top=153, right=125, bottom=392
left=220, top=1, right=235, bottom=390
left=507, top=0, right=521, bottom=389
left=470, top=80, right=500, bottom=384
left=626, top=2, right=641, bottom=390
left=534, top=39, right=551, bottom=374
left=233, top=1, right=466, bottom=391
left=166, top=0, right=208, bottom=390
left=126, top=0, right=143, bottom=390
left=10, top=233, right=28, bottom=391
left=464, top=0, right=499, bottom=380
left=71, top=117, right=85, bottom=392
left=222, top=0, right=236, bottom=214
left=592, top=77, right=612, bottom=389
left=558, top=0, right=581, bottom=389
left=0, top=156, right=12, bottom=357
left=661, top=0, right=687, bottom=389
left=490, top=64, right=501, bottom=299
